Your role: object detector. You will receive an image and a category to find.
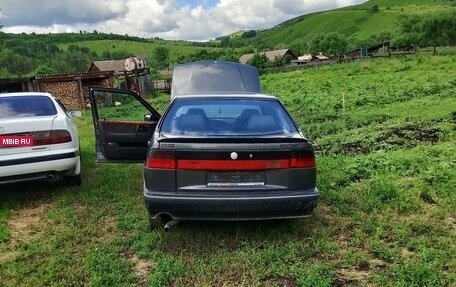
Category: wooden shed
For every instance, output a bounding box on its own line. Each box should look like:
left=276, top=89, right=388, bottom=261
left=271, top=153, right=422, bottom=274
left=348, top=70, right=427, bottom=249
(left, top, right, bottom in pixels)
left=88, top=60, right=126, bottom=75
left=32, top=71, right=114, bottom=109
left=345, top=42, right=391, bottom=59
left=0, top=78, right=34, bottom=93
left=239, top=49, right=297, bottom=64
left=88, top=57, right=153, bottom=98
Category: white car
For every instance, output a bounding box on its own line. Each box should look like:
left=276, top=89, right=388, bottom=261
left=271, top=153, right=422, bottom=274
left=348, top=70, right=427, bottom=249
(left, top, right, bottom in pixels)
left=0, top=92, right=82, bottom=185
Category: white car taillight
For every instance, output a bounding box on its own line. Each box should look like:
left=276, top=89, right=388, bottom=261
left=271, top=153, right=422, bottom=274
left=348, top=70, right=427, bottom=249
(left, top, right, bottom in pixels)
left=32, top=130, right=72, bottom=146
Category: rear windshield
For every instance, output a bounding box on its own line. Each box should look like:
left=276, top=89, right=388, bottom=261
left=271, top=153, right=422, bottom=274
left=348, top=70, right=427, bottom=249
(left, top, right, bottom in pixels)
left=0, top=96, right=57, bottom=118
left=160, top=98, right=298, bottom=136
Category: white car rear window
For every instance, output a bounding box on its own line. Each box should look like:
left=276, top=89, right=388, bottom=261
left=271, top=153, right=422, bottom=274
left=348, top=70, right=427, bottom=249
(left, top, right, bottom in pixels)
left=0, top=96, right=57, bottom=118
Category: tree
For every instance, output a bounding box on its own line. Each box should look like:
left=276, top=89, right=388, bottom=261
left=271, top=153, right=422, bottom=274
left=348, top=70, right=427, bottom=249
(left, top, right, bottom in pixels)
left=153, top=46, right=170, bottom=69
left=101, top=50, right=112, bottom=60
left=32, top=64, right=56, bottom=76
left=0, top=67, right=10, bottom=78
left=241, top=30, right=257, bottom=38
left=220, top=36, right=230, bottom=47
left=308, top=32, right=349, bottom=56
left=247, top=53, right=269, bottom=70
left=394, top=10, right=456, bottom=47
left=370, top=5, right=379, bottom=13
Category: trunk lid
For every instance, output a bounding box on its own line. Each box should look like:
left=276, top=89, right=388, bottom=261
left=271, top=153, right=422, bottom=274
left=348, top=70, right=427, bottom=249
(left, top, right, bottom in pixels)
left=0, top=116, right=56, bottom=156
left=152, top=138, right=315, bottom=191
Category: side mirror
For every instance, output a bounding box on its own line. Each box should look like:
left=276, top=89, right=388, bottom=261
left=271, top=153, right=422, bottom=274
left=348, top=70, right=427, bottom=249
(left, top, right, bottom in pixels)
left=144, top=114, right=152, bottom=121
left=69, top=111, right=82, bottom=118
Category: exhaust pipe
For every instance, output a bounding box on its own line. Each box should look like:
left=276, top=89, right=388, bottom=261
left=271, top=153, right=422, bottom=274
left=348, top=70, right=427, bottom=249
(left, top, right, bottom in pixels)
left=163, top=219, right=180, bottom=232
left=47, top=173, right=59, bottom=182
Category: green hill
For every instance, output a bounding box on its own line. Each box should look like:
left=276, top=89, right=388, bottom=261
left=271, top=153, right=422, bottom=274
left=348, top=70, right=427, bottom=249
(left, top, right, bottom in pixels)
left=0, top=32, right=241, bottom=77
left=228, top=0, right=456, bottom=51
left=58, top=39, right=221, bottom=63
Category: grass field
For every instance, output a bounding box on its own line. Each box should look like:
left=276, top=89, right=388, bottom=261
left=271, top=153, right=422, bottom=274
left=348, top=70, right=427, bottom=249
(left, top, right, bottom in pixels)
left=59, top=40, right=230, bottom=64
left=241, top=0, right=455, bottom=49
left=0, top=54, right=455, bottom=286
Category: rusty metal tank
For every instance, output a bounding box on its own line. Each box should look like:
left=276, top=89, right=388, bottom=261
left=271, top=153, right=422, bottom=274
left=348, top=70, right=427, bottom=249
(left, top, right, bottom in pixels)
left=125, top=57, right=147, bottom=72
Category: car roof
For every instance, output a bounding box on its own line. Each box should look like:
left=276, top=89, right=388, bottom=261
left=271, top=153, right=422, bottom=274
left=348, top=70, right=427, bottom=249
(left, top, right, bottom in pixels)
left=0, top=92, right=53, bottom=98
left=171, top=60, right=261, bottom=98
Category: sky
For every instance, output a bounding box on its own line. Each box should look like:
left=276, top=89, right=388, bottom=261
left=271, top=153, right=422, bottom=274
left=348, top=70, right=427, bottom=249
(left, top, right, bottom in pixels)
left=0, top=0, right=367, bottom=41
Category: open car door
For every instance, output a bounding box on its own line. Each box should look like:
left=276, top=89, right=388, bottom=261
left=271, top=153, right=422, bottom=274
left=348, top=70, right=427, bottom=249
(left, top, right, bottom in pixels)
left=88, top=87, right=160, bottom=163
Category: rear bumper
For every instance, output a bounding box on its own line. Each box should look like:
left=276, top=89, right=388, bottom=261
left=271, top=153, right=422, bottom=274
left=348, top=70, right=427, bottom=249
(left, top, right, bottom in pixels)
left=0, top=149, right=80, bottom=184
left=144, top=187, right=319, bottom=221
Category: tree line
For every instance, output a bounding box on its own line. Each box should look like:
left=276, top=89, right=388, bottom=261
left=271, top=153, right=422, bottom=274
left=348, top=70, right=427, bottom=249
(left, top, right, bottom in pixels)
left=0, top=32, right=246, bottom=78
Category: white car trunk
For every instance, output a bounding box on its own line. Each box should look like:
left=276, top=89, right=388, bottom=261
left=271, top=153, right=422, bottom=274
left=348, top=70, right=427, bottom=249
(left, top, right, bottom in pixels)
left=0, top=116, right=57, bottom=156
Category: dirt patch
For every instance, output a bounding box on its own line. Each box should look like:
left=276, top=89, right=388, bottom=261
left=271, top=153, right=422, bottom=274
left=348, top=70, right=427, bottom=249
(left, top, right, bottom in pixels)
left=377, top=125, right=440, bottom=147
left=319, top=124, right=442, bottom=156
left=341, top=141, right=370, bottom=155
left=134, top=258, right=153, bottom=286
left=334, top=268, right=370, bottom=287
left=73, top=203, right=88, bottom=216
left=7, top=202, right=51, bottom=244
left=370, top=258, right=387, bottom=270
left=95, top=216, right=117, bottom=242
left=0, top=250, right=21, bottom=264
left=444, top=217, right=455, bottom=231
left=120, top=248, right=154, bottom=286
left=401, top=247, right=416, bottom=259
left=260, top=276, right=297, bottom=287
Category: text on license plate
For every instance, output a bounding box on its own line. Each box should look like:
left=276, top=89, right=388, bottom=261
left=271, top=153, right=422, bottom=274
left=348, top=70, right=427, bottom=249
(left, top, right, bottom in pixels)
left=207, top=172, right=265, bottom=187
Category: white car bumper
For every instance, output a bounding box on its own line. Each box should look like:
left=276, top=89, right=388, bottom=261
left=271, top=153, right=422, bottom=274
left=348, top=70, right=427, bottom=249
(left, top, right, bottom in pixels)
left=0, top=147, right=80, bottom=183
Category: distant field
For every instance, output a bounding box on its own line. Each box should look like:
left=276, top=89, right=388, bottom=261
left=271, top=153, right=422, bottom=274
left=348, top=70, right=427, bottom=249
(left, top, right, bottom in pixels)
left=59, top=40, right=226, bottom=62
left=0, top=54, right=455, bottom=286
left=261, top=10, right=397, bottom=45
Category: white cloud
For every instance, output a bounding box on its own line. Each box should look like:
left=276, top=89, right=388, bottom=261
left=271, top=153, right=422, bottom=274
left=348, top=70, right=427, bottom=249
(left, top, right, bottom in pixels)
left=1, top=0, right=128, bottom=26
left=1, top=0, right=367, bottom=41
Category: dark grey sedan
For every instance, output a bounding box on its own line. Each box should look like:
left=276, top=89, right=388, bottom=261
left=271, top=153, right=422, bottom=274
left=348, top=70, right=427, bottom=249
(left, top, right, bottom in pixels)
left=89, top=61, right=318, bottom=230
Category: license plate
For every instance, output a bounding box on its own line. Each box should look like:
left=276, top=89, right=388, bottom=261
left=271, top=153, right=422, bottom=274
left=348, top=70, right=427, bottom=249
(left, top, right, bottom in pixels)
left=207, top=172, right=265, bottom=187
left=0, top=135, right=34, bottom=148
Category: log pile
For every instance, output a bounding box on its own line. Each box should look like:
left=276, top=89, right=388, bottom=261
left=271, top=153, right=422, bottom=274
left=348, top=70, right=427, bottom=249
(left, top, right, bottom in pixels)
left=43, top=81, right=81, bottom=110
left=42, top=78, right=111, bottom=110
left=33, top=71, right=115, bottom=110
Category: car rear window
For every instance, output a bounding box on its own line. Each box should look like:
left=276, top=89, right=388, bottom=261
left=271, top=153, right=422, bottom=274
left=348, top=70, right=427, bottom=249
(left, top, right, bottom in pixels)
left=160, top=98, right=298, bottom=136
left=0, top=96, right=57, bottom=118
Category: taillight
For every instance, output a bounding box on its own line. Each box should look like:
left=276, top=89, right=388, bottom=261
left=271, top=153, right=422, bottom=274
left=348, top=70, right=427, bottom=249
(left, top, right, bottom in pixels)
left=146, top=150, right=315, bottom=170
left=177, top=159, right=289, bottom=170
left=289, top=150, right=316, bottom=168
left=33, top=130, right=72, bottom=146
left=146, top=150, right=176, bottom=169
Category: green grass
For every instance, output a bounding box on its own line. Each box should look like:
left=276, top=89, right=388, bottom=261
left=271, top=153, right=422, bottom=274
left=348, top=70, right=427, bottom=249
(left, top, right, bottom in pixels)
left=0, top=54, right=455, bottom=286
left=357, top=0, right=454, bottom=7
left=238, top=0, right=455, bottom=49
